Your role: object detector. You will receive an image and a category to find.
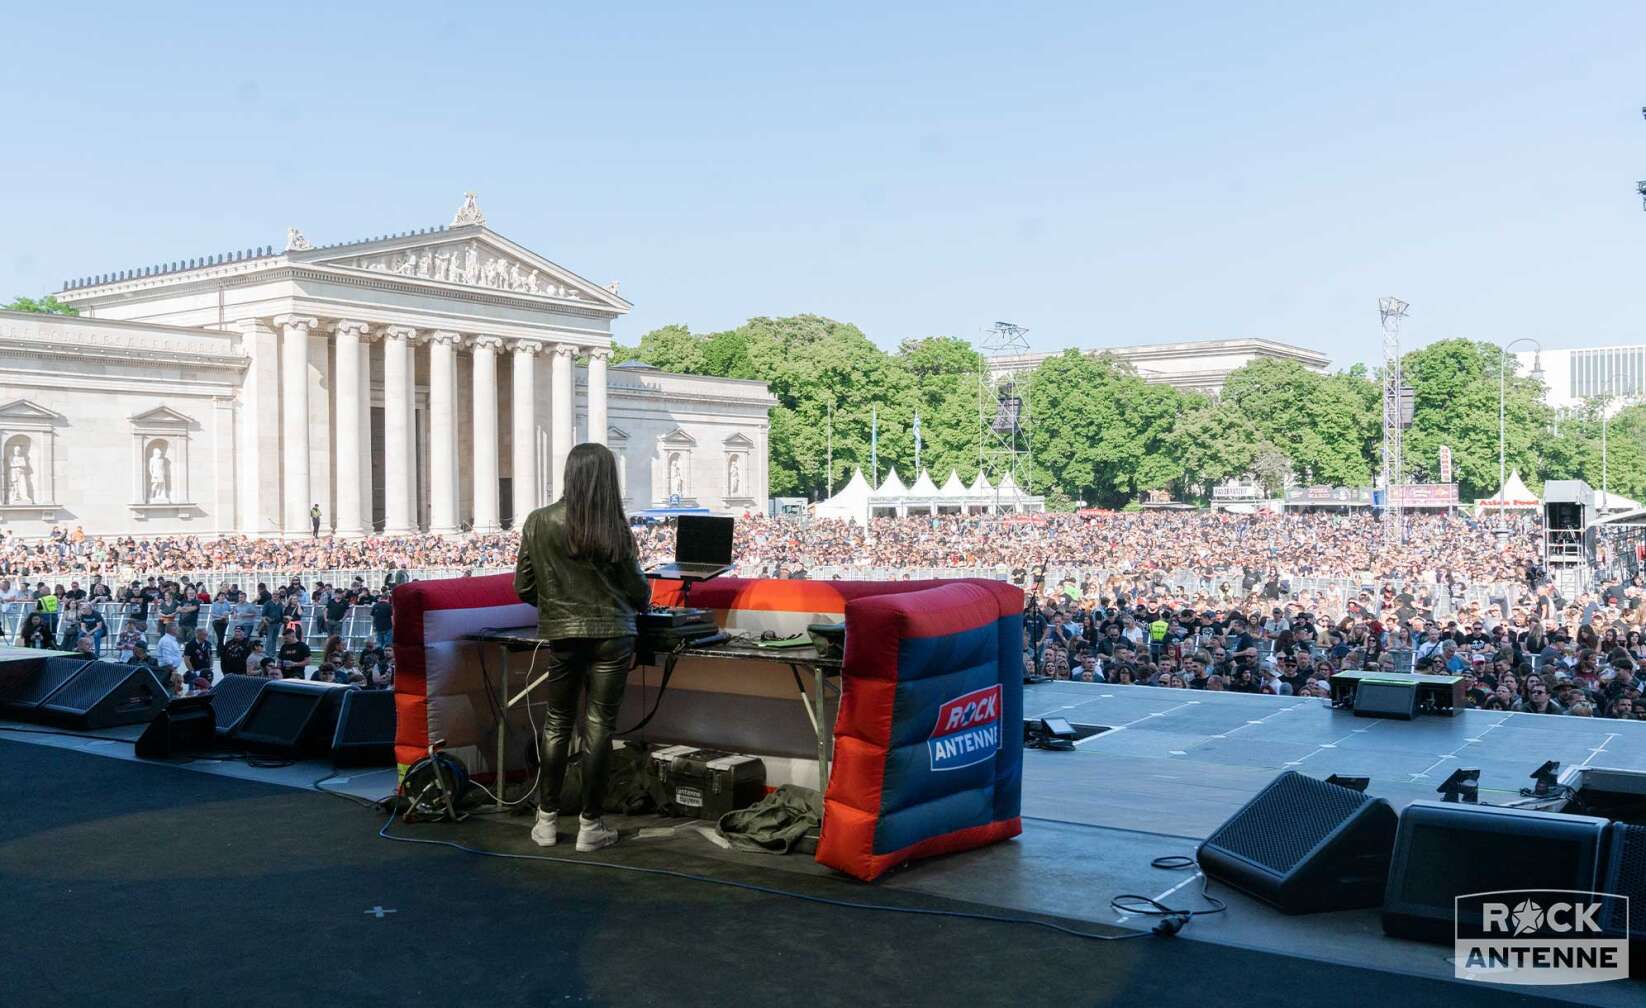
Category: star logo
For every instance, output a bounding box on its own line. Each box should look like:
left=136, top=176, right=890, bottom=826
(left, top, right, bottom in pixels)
left=1510, top=900, right=1544, bottom=935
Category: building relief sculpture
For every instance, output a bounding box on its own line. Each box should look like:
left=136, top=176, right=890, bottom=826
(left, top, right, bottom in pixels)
left=337, top=241, right=583, bottom=299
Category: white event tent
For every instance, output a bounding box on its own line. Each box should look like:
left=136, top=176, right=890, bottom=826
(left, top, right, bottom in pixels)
left=812, top=468, right=1045, bottom=524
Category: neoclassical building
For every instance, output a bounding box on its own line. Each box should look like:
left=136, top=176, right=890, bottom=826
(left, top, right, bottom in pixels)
left=0, top=194, right=775, bottom=537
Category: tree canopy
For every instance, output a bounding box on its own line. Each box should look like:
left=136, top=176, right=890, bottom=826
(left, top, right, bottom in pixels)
left=616, top=316, right=1641, bottom=508
left=4, top=295, right=78, bottom=316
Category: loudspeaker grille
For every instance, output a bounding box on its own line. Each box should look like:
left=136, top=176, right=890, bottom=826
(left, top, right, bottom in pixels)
left=1206, top=773, right=1365, bottom=874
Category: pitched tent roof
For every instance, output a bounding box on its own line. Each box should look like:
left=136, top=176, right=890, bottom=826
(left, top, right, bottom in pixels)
left=907, top=470, right=939, bottom=496
left=814, top=468, right=873, bottom=524
left=1474, top=469, right=1540, bottom=513
left=997, top=471, right=1021, bottom=496
left=875, top=468, right=908, bottom=497
left=970, top=471, right=993, bottom=494
left=939, top=470, right=968, bottom=497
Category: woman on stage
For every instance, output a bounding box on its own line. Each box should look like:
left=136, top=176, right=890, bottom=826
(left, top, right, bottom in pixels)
left=514, top=442, right=652, bottom=852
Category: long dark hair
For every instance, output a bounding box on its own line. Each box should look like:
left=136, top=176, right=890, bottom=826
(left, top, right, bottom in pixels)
left=563, top=442, right=636, bottom=563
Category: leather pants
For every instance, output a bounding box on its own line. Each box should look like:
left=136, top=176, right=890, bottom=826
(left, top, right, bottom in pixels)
left=537, top=635, right=634, bottom=818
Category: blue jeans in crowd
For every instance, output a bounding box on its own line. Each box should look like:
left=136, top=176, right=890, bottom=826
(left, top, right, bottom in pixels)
left=375, top=629, right=393, bottom=649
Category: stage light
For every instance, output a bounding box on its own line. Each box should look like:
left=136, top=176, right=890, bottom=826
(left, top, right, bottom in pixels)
left=1326, top=774, right=1371, bottom=792
left=1529, top=760, right=1561, bottom=797
left=1024, top=717, right=1077, bottom=751
left=1437, top=768, right=1480, bottom=803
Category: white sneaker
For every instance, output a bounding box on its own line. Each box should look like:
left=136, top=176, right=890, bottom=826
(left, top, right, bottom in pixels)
left=530, top=810, right=558, bottom=847
left=576, top=816, right=619, bottom=852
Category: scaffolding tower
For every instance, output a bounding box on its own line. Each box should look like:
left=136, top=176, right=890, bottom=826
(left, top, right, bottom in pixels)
left=1379, top=297, right=1411, bottom=545
left=977, top=322, right=1032, bottom=502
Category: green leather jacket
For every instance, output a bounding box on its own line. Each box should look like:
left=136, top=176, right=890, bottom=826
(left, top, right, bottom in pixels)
left=514, top=500, right=652, bottom=640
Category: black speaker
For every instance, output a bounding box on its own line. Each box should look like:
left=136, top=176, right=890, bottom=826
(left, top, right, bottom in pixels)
left=1382, top=801, right=1608, bottom=943
left=208, top=674, right=272, bottom=738
left=1353, top=678, right=1418, bottom=720
left=232, top=679, right=352, bottom=756
left=0, top=656, right=94, bottom=715
left=1197, top=771, right=1398, bottom=914
left=1601, top=823, right=1646, bottom=939
left=37, top=661, right=169, bottom=728
left=331, top=689, right=396, bottom=766
left=136, top=695, right=217, bottom=758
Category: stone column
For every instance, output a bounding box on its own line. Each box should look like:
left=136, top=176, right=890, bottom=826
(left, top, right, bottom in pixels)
left=509, top=340, right=539, bottom=523
left=381, top=326, right=417, bottom=535
left=550, top=343, right=575, bottom=500
left=427, top=331, right=460, bottom=534
left=587, top=347, right=610, bottom=447
left=471, top=336, right=503, bottom=533
left=332, top=320, right=369, bottom=536
left=275, top=314, right=319, bottom=537
left=235, top=318, right=279, bottom=535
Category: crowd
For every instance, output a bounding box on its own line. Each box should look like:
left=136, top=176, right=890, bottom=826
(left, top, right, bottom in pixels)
left=5, top=510, right=1639, bottom=719
left=1024, top=571, right=1646, bottom=720
left=7, top=573, right=397, bottom=698
left=0, top=512, right=1538, bottom=588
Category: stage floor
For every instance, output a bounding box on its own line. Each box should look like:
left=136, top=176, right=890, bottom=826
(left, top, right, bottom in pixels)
left=4, top=683, right=1643, bottom=1005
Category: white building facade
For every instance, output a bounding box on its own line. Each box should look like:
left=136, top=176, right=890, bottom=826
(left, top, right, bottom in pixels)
left=1516, top=345, right=1646, bottom=412
left=987, top=337, right=1330, bottom=396
left=0, top=195, right=774, bottom=538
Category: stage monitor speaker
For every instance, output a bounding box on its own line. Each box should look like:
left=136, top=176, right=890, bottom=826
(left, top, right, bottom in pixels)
left=1353, top=678, right=1419, bottom=720
left=1601, top=823, right=1646, bottom=940
left=1382, top=801, right=1608, bottom=943
left=209, top=674, right=272, bottom=738
left=0, top=655, right=94, bottom=716
left=37, top=660, right=168, bottom=728
left=1197, top=770, right=1397, bottom=914
left=331, top=688, right=396, bottom=766
left=0, top=648, right=50, bottom=698
left=232, top=679, right=352, bottom=757
left=136, top=695, right=217, bottom=758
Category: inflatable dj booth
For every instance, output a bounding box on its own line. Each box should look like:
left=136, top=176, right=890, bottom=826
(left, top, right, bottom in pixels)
left=392, top=574, right=1024, bottom=880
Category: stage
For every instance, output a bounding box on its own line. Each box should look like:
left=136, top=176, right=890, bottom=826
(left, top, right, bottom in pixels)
left=4, top=681, right=1643, bottom=1006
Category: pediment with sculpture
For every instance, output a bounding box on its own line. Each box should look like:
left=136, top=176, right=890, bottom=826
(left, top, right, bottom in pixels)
left=319, top=239, right=605, bottom=302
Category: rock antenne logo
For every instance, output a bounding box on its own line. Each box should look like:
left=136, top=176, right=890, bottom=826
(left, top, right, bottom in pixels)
left=928, top=684, right=1003, bottom=771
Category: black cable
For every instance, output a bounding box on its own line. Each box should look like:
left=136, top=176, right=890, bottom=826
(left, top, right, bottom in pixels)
left=1106, top=855, right=1227, bottom=935
left=374, top=810, right=1190, bottom=942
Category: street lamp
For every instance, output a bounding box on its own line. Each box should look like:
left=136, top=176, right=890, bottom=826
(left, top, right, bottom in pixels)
left=1498, top=339, right=1544, bottom=527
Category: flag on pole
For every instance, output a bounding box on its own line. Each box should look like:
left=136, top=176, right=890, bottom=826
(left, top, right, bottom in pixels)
left=871, top=405, right=878, bottom=485
left=913, top=411, right=922, bottom=473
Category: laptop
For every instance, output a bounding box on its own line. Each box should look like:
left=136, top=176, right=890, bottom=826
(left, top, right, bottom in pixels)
left=645, top=515, right=735, bottom=581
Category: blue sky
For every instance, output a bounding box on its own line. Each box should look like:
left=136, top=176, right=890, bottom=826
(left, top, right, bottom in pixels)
left=3, top=2, right=1643, bottom=368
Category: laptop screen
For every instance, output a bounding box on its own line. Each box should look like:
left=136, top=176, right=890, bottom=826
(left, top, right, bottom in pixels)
left=676, top=515, right=734, bottom=566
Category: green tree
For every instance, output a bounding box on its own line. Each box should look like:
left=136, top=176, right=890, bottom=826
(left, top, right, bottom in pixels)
left=4, top=294, right=78, bottom=315
left=895, top=336, right=985, bottom=483
left=1399, top=340, right=1551, bottom=500
left=630, top=323, right=706, bottom=374
left=1167, top=395, right=1265, bottom=499
left=1542, top=400, right=1646, bottom=504
left=1023, top=351, right=1184, bottom=507
left=1221, top=359, right=1378, bottom=486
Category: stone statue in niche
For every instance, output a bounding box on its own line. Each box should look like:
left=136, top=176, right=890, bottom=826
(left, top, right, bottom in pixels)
left=527, top=269, right=540, bottom=293
left=147, top=443, right=171, bottom=504
left=434, top=249, right=452, bottom=281
left=481, top=258, right=498, bottom=287
left=727, top=456, right=742, bottom=497
left=509, top=262, right=526, bottom=291
left=463, top=248, right=481, bottom=285
left=417, top=250, right=433, bottom=278
left=668, top=453, right=685, bottom=498
left=6, top=440, right=34, bottom=505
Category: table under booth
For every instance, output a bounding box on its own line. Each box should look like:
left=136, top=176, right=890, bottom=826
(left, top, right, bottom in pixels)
left=390, top=574, right=1024, bottom=880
